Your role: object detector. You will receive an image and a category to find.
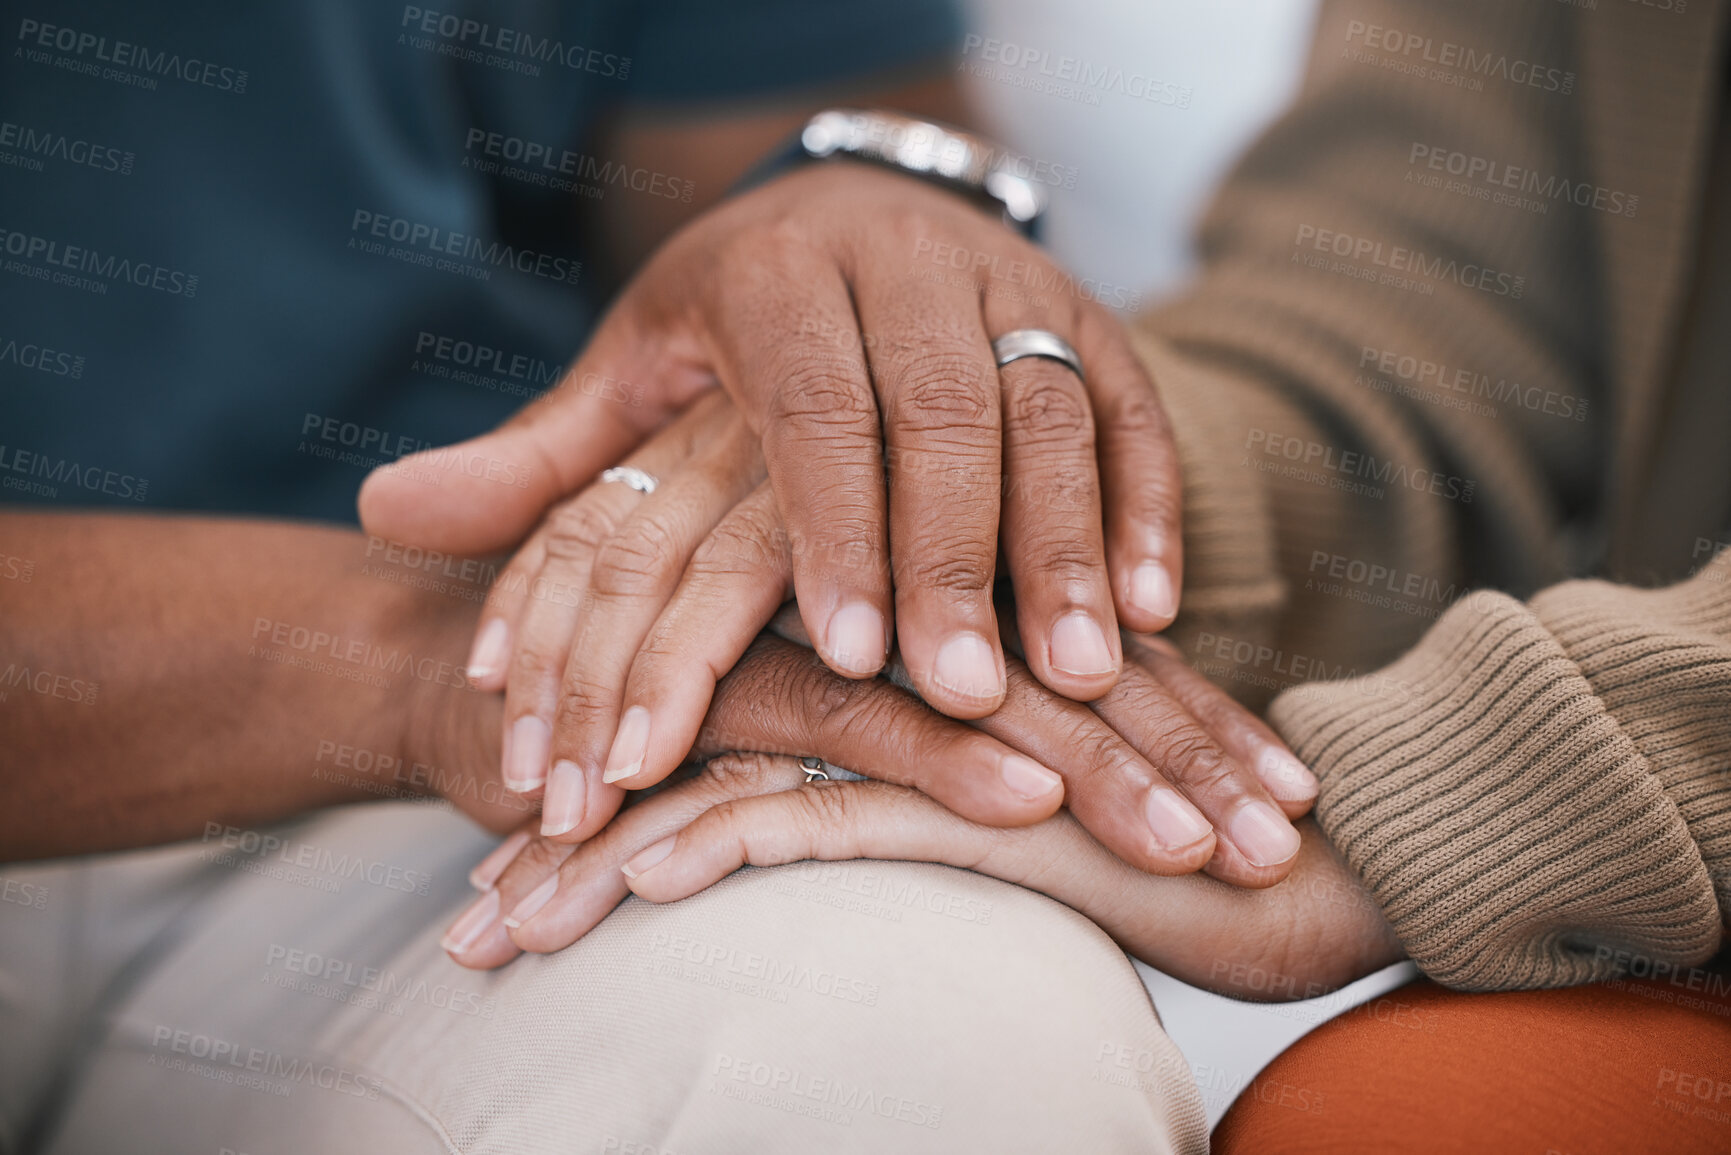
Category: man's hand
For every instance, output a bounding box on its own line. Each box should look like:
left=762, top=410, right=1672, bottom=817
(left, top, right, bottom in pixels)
left=359, top=161, right=1185, bottom=718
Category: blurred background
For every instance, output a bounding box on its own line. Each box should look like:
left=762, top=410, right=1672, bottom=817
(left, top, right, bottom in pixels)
left=955, top=0, right=1419, bottom=1128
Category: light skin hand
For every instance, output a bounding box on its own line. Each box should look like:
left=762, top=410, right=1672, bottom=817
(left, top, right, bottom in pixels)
left=443, top=635, right=1323, bottom=968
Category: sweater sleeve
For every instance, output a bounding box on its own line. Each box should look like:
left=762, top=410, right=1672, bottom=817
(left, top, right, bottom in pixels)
left=1269, top=552, right=1731, bottom=989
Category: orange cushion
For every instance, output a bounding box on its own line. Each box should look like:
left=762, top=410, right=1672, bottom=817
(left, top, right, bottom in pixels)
left=1214, top=967, right=1731, bottom=1154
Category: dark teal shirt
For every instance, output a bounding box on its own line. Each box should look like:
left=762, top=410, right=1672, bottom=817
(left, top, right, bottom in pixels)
left=0, top=0, right=959, bottom=521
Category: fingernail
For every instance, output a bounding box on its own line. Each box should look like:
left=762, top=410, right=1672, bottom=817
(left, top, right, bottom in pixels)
left=503, top=715, right=551, bottom=792
left=503, top=875, right=558, bottom=929
left=826, top=601, right=887, bottom=676
left=1144, top=788, right=1211, bottom=851
left=440, top=888, right=501, bottom=955
left=468, top=828, right=532, bottom=890
left=541, top=760, right=588, bottom=837
left=999, top=754, right=1063, bottom=801
left=1049, top=611, right=1116, bottom=677
left=1129, top=562, right=1176, bottom=622
left=931, top=632, right=1003, bottom=702
left=465, top=618, right=509, bottom=684
left=601, top=706, right=650, bottom=784
left=1229, top=801, right=1302, bottom=868
left=1256, top=746, right=1319, bottom=802
left=621, top=835, right=677, bottom=880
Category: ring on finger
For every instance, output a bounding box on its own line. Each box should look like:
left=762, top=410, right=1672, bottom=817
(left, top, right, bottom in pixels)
left=991, top=329, right=1084, bottom=383
left=599, top=465, right=661, bottom=494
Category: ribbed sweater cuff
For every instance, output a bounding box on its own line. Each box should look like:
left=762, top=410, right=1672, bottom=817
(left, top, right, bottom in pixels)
left=1269, top=590, right=1723, bottom=990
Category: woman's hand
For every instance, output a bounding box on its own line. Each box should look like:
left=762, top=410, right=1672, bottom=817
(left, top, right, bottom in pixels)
left=360, top=161, right=1187, bottom=717
left=441, top=634, right=1327, bottom=969
left=450, top=754, right=1399, bottom=1000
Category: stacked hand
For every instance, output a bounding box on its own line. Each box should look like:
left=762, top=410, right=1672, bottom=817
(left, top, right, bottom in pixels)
left=357, top=160, right=1359, bottom=987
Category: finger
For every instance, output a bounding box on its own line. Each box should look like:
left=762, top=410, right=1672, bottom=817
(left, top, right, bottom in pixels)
left=463, top=533, right=545, bottom=693
left=1089, top=656, right=1301, bottom=886
left=619, top=780, right=1001, bottom=904
left=693, top=636, right=1064, bottom=828
left=964, top=657, right=1217, bottom=876
left=497, top=422, right=706, bottom=795
left=984, top=294, right=1120, bottom=702
left=858, top=260, right=1006, bottom=718
left=1129, top=634, right=1318, bottom=816
left=442, top=820, right=574, bottom=970
left=708, top=249, right=893, bottom=681
left=545, top=399, right=762, bottom=836
left=356, top=315, right=709, bottom=556
left=595, top=482, right=791, bottom=793
left=1073, top=303, right=1184, bottom=633
left=508, top=753, right=812, bottom=953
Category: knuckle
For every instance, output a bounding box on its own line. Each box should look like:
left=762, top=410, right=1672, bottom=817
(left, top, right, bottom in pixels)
left=590, top=518, right=682, bottom=598
left=894, top=355, right=995, bottom=432
left=1022, top=535, right=1102, bottom=582
left=543, top=501, right=614, bottom=561
left=1004, top=372, right=1092, bottom=442
left=764, top=358, right=876, bottom=431
left=693, top=509, right=784, bottom=579
left=1160, top=730, right=1236, bottom=794
left=897, top=542, right=996, bottom=597
left=700, top=751, right=776, bottom=794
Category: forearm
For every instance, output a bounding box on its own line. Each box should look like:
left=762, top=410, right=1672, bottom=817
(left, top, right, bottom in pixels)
left=0, top=512, right=498, bottom=860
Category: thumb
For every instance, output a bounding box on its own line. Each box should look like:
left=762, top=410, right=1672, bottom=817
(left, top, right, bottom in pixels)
left=358, top=330, right=706, bottom=555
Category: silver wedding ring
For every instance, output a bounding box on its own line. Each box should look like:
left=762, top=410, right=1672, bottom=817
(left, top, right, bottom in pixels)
left=991, top=328, right=1085, bottom=383
left=599, top=465, right=660, bottom=494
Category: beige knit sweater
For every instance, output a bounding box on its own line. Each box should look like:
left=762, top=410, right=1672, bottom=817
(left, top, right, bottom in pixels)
left=1133, top=0, right=1731, bottom=989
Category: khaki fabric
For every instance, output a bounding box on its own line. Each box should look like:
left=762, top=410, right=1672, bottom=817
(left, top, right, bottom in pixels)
left=2, top=804, right=1205, bottom=1155
left=1134, top=0, right=1731, bottom=988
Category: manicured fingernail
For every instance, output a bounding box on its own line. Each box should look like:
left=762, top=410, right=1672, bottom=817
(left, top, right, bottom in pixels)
left=1229, top=801, right=1302, bottom=868
left=541, top=760, right=588, bottom=836
left=1256, top=746, right=1319, bottom=802
left=826, top=601, right=887, bottom=676
left=601, top=706, right=651, bottom=784
left=1129, top=562, right=1176, bottom=622
left=931, top=632, right=1003, bottom=702
left=503, top=875, right=558, bottom=929
left=999, top=754, right=1063, bottom=801
left=440, top=888, right=501, bottom=955
left=465, top=618, right=509, bottom=684
left=621, top=835, right=677, bottom=880
left=1144, top=788, right=1211, bottom=851
left=468, top=828, right=532, bottom=890
left=504, top=715, right=551, bottom=792
left=1049, top=611, right=1116, bottom=677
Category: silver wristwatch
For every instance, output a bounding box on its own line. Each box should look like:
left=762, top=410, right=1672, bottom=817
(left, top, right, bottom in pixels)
left=746, top=108, right=1048, bottom=237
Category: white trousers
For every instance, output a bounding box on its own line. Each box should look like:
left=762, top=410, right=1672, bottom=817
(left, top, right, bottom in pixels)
left=0, top=803, right=1206, bottom=1154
